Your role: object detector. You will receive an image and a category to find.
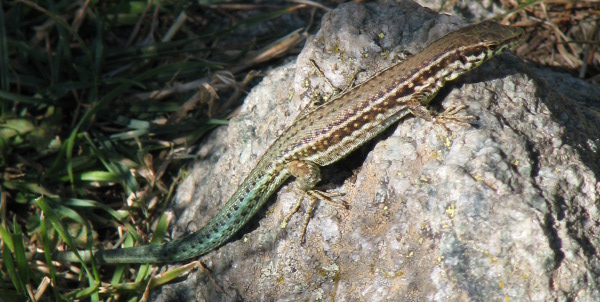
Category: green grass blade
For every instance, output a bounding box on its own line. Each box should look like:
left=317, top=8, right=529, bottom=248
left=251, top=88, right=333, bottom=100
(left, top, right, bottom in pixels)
left=58, top=198, right=129, bottom=221
left=0, top=90, right=54, bottom=106
left=39, top=212, right=58, bottom=296
left=35, top=197, right=89, bottom=267
left=0, top=225, right=25, bottom=294
left=11, top=218, right=31, bottom=287
left=0, top=222, right=14, bottom=251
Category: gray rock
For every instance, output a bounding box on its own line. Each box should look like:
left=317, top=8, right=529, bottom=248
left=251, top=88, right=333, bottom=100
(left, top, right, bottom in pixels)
left=154, top=1, right=600, bottom=301
left=414, top=0, right=508, bottom=23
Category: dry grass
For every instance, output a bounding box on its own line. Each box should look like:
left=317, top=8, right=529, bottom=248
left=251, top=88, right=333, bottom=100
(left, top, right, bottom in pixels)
left=499, top=0, right=600, bottom=82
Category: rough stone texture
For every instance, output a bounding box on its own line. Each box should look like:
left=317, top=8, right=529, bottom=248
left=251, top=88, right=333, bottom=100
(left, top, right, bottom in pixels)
left=153, top=1, right=600, bottom=301
left=415, top=0, right=508, bottom=22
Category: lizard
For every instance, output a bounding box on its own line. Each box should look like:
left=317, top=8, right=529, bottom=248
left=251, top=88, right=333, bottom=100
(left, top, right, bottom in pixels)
left=54, top=20, right=524, bottom=264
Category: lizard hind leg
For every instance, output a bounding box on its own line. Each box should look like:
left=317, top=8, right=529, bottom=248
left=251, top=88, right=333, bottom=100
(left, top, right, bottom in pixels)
left=281, top=160, right=347, bottom=243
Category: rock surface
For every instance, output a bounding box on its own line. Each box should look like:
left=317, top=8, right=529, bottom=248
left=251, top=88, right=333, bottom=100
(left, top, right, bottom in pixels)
left=153, top=1, right=600, bottom=301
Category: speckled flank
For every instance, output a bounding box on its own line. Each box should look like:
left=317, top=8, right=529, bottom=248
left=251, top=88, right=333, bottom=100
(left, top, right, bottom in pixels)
left=55, top=21, right=524, bottom=264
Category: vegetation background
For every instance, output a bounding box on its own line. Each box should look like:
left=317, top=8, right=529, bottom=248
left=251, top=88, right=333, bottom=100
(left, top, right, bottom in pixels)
left=0, top=0, right=597, bottom=301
